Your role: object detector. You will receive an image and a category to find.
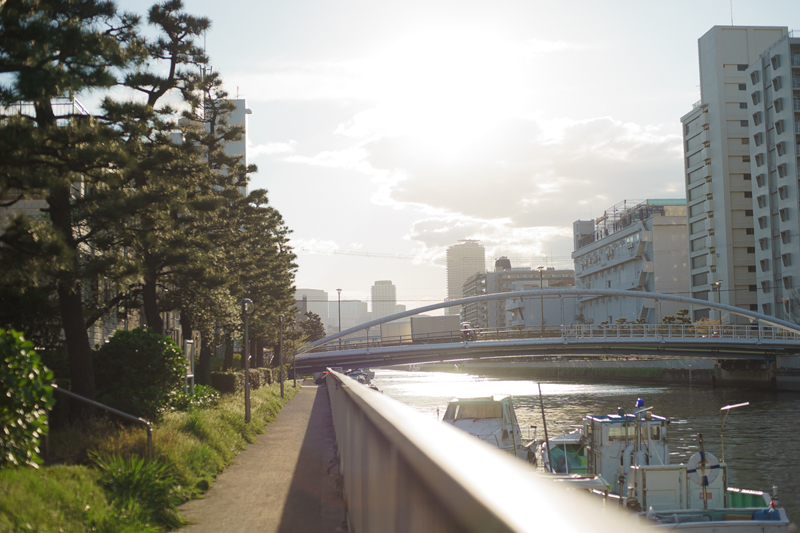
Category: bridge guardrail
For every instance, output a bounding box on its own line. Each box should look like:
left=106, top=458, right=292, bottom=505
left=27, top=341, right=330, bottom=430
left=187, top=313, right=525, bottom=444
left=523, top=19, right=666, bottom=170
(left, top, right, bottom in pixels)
left=309, top=323, right=799, bottom=353
left=325, top=370, right=645, bottom=533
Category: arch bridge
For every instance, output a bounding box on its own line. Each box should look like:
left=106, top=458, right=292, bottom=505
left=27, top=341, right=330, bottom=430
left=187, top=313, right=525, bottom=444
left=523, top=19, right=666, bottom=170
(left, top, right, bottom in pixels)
left=295, top=289, right=800, bottom=372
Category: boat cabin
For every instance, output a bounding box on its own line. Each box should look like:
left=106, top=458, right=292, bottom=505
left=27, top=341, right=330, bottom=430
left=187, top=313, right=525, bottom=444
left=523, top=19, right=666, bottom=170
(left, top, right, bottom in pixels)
left=442, top=395, right=528, bottom=460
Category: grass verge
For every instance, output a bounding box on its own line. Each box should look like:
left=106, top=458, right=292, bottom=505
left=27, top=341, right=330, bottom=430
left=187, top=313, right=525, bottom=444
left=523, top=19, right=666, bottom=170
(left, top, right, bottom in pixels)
left=0, top=381, right=299, bottom=531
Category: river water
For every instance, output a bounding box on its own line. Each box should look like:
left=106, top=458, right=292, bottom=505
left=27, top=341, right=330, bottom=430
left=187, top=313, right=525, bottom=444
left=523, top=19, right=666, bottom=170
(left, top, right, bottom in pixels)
left=372, top=368, right=800, bottom=520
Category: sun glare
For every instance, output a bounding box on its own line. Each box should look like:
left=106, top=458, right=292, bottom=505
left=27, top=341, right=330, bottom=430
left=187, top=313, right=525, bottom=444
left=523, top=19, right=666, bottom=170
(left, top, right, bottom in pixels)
left=367, top=28, right=528, bottom=157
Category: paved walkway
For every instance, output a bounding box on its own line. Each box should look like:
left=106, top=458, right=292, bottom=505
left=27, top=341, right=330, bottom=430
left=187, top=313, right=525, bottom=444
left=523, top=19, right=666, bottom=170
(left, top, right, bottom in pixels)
left=180, top=380, right=346, bottom=532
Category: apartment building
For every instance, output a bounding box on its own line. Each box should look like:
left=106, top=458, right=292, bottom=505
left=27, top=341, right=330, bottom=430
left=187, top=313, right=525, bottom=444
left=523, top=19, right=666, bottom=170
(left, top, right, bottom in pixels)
left=682, top=26, right=788, bottom=322
left=446, top=240, right=485, bottom=315
left=462, top=257, right=574, bottom=328
left=745, top=34, right=800, bottom=320
left=572, top=199, right=688, bottom=324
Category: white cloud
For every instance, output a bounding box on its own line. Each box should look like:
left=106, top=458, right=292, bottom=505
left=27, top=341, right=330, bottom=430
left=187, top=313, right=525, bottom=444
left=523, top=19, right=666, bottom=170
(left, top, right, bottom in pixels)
left=248, top=140, right=298, bottom=157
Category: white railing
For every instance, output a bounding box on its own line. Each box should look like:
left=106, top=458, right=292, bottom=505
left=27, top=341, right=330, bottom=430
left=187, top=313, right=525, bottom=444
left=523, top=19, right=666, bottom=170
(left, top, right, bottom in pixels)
left=308, top=323, right=799, bottom=352
left=325, top=371, right=642, bottom=533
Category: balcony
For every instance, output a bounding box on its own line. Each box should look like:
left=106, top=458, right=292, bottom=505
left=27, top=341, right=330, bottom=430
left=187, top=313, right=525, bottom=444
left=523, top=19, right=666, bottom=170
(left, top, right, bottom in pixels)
left=793, top=77, right=800, bottom=89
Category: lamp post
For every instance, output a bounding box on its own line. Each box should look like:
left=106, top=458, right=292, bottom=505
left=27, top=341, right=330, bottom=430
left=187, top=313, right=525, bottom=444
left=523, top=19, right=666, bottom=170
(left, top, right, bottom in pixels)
left=712, top=280, right=723, bottom=325
left=278, top=314, right=285, bottom=399
left=337, top=288, right=342, bottom=350
left=241, top=298, right=253, bottom=423
left=720, top=401, right=749, bottom=463
left=537, top=266, right=545, bottom=335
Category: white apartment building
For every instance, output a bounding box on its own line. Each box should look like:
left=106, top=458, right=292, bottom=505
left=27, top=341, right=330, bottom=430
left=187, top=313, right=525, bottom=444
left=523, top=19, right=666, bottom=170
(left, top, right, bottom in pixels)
left=371, top=280, right=397, bottom=320
left=462, top=258, right=574, bottom=328
left=682, top=26, right=788, bottom=323
left=446, top=240, right=485, bottom=315
left=745, top=34, right=800, bottom=320
left=295, top=288, right=329, bottom=319
left=327, top=299, right=370, bottom=336
left=572, top=199, right=689, bottom=325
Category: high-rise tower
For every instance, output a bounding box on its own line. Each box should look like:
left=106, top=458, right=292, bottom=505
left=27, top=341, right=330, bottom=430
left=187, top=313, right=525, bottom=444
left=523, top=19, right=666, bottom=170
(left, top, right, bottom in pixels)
left=446, top=240, right=485, bottom=315
left=681, top=26, right=787, bottom=322
left=371, top=280, right=397, bottom=321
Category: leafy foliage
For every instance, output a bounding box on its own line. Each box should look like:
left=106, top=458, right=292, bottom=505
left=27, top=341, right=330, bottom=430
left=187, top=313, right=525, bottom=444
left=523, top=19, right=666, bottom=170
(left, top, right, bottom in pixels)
left=299, top=312, right=326, bottom=342
left=91, top=452, right=182, bottom=530
left=0, top=329, right=55, bottom=468
left=166, top=384, right=220, bottom=412
left=93, top=329, right=185, bottom=420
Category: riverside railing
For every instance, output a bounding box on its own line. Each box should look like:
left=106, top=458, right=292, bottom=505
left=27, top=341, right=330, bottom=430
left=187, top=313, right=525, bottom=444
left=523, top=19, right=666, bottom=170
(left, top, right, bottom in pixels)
left=48, top=385, right=154, bottom=462
left=324, top=369, right=642, bottom=533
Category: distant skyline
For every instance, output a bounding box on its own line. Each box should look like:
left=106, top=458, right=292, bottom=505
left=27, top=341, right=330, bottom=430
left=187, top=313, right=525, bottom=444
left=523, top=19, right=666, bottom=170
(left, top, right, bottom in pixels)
left=113, top=0, right=799, bottom=309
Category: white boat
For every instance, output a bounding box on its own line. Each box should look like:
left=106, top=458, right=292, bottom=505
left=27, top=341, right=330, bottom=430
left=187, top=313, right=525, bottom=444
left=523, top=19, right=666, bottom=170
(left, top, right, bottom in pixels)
left=558, top=400, right=796, bottom=532
left=441, top=395, right=534, bottom=461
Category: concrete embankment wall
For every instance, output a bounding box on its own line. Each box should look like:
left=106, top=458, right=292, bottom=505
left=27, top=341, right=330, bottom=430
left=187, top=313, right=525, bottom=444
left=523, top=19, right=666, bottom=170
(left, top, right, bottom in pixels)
left=421, top=356, right=800, bottom=391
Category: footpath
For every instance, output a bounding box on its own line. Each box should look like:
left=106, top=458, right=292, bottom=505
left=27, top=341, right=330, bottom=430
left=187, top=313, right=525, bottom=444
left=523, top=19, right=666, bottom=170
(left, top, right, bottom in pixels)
left=179, top=380, right=346, bottom=532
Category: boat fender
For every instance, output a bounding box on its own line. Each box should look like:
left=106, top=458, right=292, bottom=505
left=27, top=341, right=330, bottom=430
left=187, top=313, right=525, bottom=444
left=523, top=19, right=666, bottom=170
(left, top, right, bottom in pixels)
left=686, top=451, right=720, bottom=486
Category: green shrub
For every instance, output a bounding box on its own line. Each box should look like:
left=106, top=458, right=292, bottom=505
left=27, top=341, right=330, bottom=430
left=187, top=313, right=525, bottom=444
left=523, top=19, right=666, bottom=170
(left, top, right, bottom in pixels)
left=94, top=328, right=185, bottom=420
left=91, top=452, right=183, bottom=529
left=0, top=329, right=54, bottom=468
left=166, top=384, right=221, bottom=412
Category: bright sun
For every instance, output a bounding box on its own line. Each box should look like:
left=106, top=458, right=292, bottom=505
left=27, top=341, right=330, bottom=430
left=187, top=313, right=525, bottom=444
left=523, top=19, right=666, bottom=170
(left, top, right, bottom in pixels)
left=365, top=28, right=527, bottom=157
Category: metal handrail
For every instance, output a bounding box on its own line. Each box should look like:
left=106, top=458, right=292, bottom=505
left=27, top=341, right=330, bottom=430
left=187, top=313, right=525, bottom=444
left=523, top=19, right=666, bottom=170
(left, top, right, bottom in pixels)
left=49, top=385, right=154, bottom=462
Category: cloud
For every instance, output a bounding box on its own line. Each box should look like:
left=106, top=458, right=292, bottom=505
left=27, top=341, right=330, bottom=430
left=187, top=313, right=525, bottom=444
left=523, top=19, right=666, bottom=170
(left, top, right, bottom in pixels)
left=248, top=140, right=298, bottom=157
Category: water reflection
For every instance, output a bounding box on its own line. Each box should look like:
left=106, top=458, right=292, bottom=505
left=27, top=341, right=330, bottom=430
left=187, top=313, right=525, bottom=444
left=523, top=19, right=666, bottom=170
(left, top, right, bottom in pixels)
left=373, top=368, right=800, bottom=519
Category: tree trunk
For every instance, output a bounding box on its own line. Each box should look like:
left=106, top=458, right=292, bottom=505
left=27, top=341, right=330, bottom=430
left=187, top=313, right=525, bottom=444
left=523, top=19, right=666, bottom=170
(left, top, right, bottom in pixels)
left=142, top=257, right=163, bottom=333
left=255, top=336, right=264, bottom=367
left=49, top=184, right=95, bottom=418
left=222, top=333, right=234, bottom=371
left=197, top=328, right=213, bottom=385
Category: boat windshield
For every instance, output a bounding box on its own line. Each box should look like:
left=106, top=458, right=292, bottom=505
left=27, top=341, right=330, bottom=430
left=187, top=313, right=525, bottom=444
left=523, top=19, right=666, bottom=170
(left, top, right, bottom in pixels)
left=444, top=403, right=502, bottom=420
left=608, top=425, right=661, bottom=442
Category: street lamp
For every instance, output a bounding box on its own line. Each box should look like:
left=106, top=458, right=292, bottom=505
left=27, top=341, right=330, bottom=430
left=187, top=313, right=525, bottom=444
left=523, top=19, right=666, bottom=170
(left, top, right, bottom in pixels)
left=711, top=280, right=723, bottom=325
left=337, top=288, right=342, bottom=350
left=278, top=314, right=285, bottom=399
left=537, top=266, right=545, bottom=335
left=719, top=401, right=749, bottom=463
left=241, top=298, right=254, bottom=423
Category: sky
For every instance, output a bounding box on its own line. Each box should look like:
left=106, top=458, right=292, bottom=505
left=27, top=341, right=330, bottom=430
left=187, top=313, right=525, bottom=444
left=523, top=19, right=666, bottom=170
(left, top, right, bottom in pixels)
left=114, top=0, right=798, bottom=313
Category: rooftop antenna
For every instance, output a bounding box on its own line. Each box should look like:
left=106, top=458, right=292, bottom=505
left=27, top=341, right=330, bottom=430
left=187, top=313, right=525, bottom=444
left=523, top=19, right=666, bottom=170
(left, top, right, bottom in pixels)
left=730, top=0, right=734, bottom=25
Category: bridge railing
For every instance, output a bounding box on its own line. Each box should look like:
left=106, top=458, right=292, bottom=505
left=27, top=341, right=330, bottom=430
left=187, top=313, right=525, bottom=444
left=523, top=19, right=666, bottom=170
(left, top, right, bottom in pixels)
left=308, top=323, right=799, bottom=352
left=325, top=370, right=641, bottom=533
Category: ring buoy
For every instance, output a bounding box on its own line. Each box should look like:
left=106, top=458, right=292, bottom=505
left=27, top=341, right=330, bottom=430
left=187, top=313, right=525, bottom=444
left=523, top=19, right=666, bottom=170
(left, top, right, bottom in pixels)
left=686, top=451, right=720, bottom=486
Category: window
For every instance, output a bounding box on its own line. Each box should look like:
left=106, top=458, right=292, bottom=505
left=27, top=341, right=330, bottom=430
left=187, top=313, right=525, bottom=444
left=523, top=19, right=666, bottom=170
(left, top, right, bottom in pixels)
left=689, top=203, right=705, bottom=217
left=752, top=112, right=762, bottom=126
left=739, top=102, right=747, bottom=109
left=744, top=173, right=751, bottom=180
left=771, top=55, right=781, bottom=69
left=751, top=71, right=760, bottom=84
left=783, top=254, right=792, bottom=267
left=746, top=227, right=755, bottom=235
left=784, top=276, right=793, bottom=289
left=748, top=265, right=757, bottom=273
left=747, top=246, right=756, bottom=253
left=739, top=64, right=749, bottom=71
left=776, top=120, right=785, bottom=134
left=754, top=132, right=764, bottom=146
left=744, top=191, right=753, bottom=198
left=758, top=216, right=768, bottom=229
left=782, top=230, right=791, bottom=244
left=779, top=185, right=789, bottom=199
left=691, top=237, right=706, bottom=252
left=761, top=261, right=771, bottom=274
left=773, top=76, right=782, bottom=91
left=752, top=91, right=761, bottom=105
left=755, top=153, right=764, bottom=166
left=743, top=155, right=751, bottom=163
left=745, top=209, right=754, bottom=216
left=762, top=303, right=772, bottom=314
left=756, top=174, right=766, bottom=187
left=692, top=272, right=708, bottom=286
left=757, top=195, right=767, bottom=208
left=775, top=98, right=784, bottom=112
left=738, top=83, right=747, bottom=90
left=778, top=163, right=788, bottom=178
left=742, top=138, right=750, bottom=145
left=740, top=120, right=749, bottom=127
left=692, top=255, right=707, bottom=269
left=777, top=142, right=786, bottom=156
left=780, top=208, right=789, bottom=221
left=759, top=237, right=769, bottom=250
left=749, top=285, right=757, bottom=292
left=750, top=304, right=759, bottom=311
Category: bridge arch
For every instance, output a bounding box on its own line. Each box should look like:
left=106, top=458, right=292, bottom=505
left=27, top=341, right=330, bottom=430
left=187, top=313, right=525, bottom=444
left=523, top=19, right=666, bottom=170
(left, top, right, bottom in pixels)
left=299, top=288, right=800, bottom=356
